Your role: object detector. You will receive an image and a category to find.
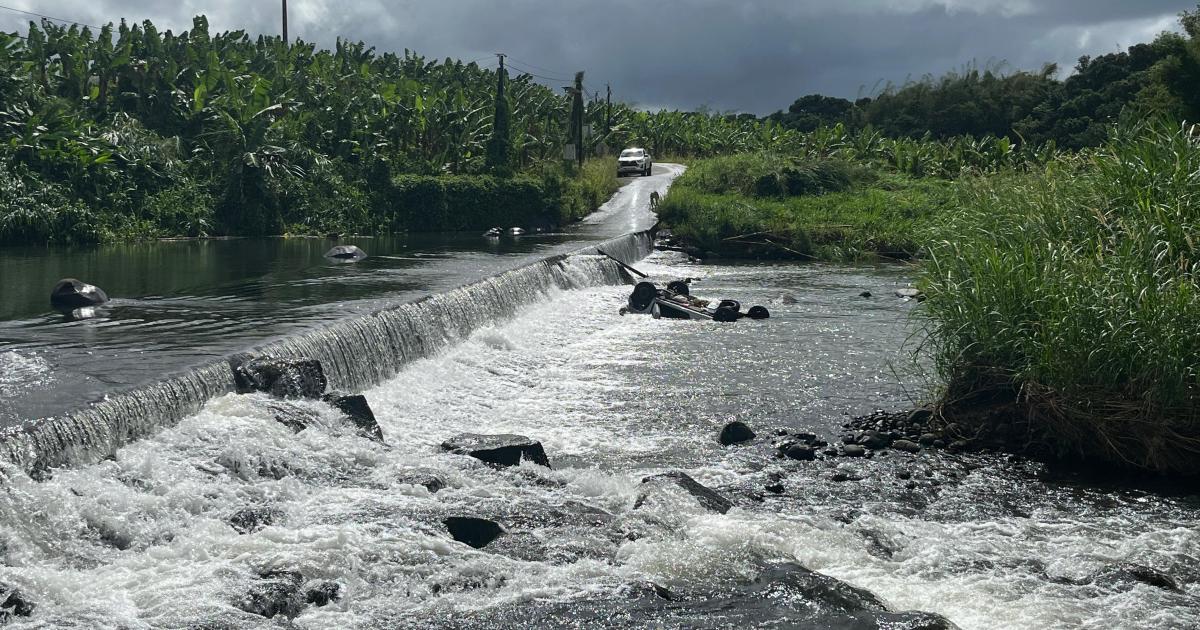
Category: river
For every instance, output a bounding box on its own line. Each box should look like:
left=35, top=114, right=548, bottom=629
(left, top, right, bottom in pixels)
left=1, top=169, right=1198, bottom=628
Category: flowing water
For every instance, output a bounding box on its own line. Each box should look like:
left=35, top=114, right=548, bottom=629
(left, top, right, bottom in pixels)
left=2, top=168, right=1199, bottom=628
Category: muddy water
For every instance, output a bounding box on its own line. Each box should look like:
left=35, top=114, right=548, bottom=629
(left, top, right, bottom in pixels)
left=0, top=251, right=1197, bottom=629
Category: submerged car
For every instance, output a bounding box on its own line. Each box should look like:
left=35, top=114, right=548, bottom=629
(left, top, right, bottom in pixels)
left=617, top=148, right=653, bottom=177
left=621, top=281, right=769, bottom=322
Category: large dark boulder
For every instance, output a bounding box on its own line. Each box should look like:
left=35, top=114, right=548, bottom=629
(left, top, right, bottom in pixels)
left=719, top=421, right=756, bottom=445
left=634, top=471, right=732, bottom=514
left=324, top=245, right=367, bottom=261
left=0, top=583, right=35, bottom=622
left=441, top=433, right=551, bottom=468
left=236, top=571, right=305, bottom=619
left=323, top=393, right=384, bottom=442
left=441, top=561, right=959, bottom=628
left=231, top=355, right=327, bottom=399
left=49, top=278, right=109, bottom=311
left=1088, top=563, right=1182, bottom=593
left=444, top=516, right=505, bottom=549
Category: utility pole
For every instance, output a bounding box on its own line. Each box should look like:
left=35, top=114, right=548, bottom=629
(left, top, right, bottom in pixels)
left=605, top=83, right=612, bottom=136
left=487, top=53, right=512, bottom=174
left=571, top=71, right=585, bottom=168
left=281, top=0, right=288, bottom=44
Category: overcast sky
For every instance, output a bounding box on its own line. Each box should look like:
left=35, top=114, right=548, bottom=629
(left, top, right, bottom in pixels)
left=0, top=1, right=1194, bottom=113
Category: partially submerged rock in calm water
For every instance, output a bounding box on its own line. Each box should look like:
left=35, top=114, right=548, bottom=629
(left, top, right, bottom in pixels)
left=441, top=433, right=552, bottom=468
left=635, top=471, right=733, bottom=514
left=323, top=244, right=367, bottom=261
left=49, top=278, right=109, bottom=311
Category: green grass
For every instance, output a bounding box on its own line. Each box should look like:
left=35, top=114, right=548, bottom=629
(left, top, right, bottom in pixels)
left=918, top=118, right=1200, bottom=474
left=657, top=153, right=955, bottom=261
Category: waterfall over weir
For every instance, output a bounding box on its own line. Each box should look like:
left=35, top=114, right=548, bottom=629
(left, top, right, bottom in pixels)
left=0, top=231, right=652, bottom=477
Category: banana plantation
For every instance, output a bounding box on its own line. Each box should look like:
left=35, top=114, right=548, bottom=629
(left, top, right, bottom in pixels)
left=0, top=16, right=1060, bottom=244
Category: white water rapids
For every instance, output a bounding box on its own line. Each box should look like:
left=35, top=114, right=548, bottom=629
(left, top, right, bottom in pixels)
left=1, top=252, right=1197, bottom=629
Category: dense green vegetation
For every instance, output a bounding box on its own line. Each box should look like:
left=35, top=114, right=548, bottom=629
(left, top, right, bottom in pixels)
left=0, top=18, right=635, bottom=244
left=657, top=153, right=954, bottom=261
left=919, top=119, right=1200, bottom=474
left=768, top=6, right=1200, bottom=150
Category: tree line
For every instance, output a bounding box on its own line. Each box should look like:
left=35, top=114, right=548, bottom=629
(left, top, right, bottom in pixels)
left=767, top=6, right=1200, bottom=150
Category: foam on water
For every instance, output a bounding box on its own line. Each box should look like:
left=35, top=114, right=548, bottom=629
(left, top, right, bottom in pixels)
left=1, top=253, right=1197, bottom=629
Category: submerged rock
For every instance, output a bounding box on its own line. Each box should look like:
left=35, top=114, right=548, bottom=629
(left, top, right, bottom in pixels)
left=444, top=516, right=505, bottom=549
left=719, top=421, right=756, bottom=445
left=49, top=278, right=109, bottom=311
left=323, top=392, right=385, bottom=442
left=237, top=571, right=304, bottom=619
left=0, top=583, right=36, bottom=621
left=635, top=471, right=733, bottom=514
left=265, top=400, right=321, bottom=432
left=231, top=355, right=327, bottom=399
left=441, top=433, right=551, bottom=468
left=228, top=506, right=284, bottom=534
left=1089, top=563, right=1182, bottom=593
left=857, top=430, right=892, bottom=450
left=304, top=580, right=342, bottom=607
left=842, top=445, right=867, bottom=458
left=780, top=443, right=815, bottom=461
left=394, top=468, right=447, bottom=493
left=324, top=245, right=367, bottom=261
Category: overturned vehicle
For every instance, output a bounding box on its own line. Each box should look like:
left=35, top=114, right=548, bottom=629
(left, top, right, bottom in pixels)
left=621, top=280, right=770, bottom=322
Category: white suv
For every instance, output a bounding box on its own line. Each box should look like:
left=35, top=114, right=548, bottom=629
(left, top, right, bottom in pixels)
left=617, top=148, right=653, bottom=177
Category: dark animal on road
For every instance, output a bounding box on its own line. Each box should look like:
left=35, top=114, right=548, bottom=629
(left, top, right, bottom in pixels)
left=650, top=191, right=660, bottom=209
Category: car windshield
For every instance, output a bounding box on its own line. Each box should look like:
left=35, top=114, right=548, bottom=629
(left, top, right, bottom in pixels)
left=620, top=149, right=642, bottom=158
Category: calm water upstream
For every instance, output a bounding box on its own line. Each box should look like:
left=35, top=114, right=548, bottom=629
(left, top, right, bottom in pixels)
left=0, top=166, right=677, bottom=426
left=1, top=168, right=1198, bottom=629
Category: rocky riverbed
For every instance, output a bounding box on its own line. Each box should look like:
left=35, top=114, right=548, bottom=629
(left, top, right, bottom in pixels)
left=1, top=253, right=1197, bottom=629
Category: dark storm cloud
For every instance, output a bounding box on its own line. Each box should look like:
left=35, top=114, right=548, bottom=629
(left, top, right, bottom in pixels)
left=0, top=1, right=1193, bottom=113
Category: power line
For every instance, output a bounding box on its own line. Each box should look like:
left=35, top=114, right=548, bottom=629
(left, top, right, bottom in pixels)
left=0, top=3, right=102, bottom=29
left=505, top=61, right=571, bottom=82
left=503, top=55, right=570, bottom=78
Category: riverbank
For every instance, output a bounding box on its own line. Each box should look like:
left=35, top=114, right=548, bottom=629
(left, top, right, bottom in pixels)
left=0, top=157, right=619, bottom=244
left=654, top=153, right=956, bottom=261
left=919, top=119, right=1200, bottom=476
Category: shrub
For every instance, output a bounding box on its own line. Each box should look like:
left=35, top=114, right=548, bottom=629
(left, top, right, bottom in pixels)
left=142, top=179, right=217, bottom=238
left=0, top=159, right=100, bottom=244
left=675, top=153, right=862, bottom=198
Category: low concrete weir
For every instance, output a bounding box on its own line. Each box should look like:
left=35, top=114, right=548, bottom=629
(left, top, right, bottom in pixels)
left=0, top=231, right=653, bottom=476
